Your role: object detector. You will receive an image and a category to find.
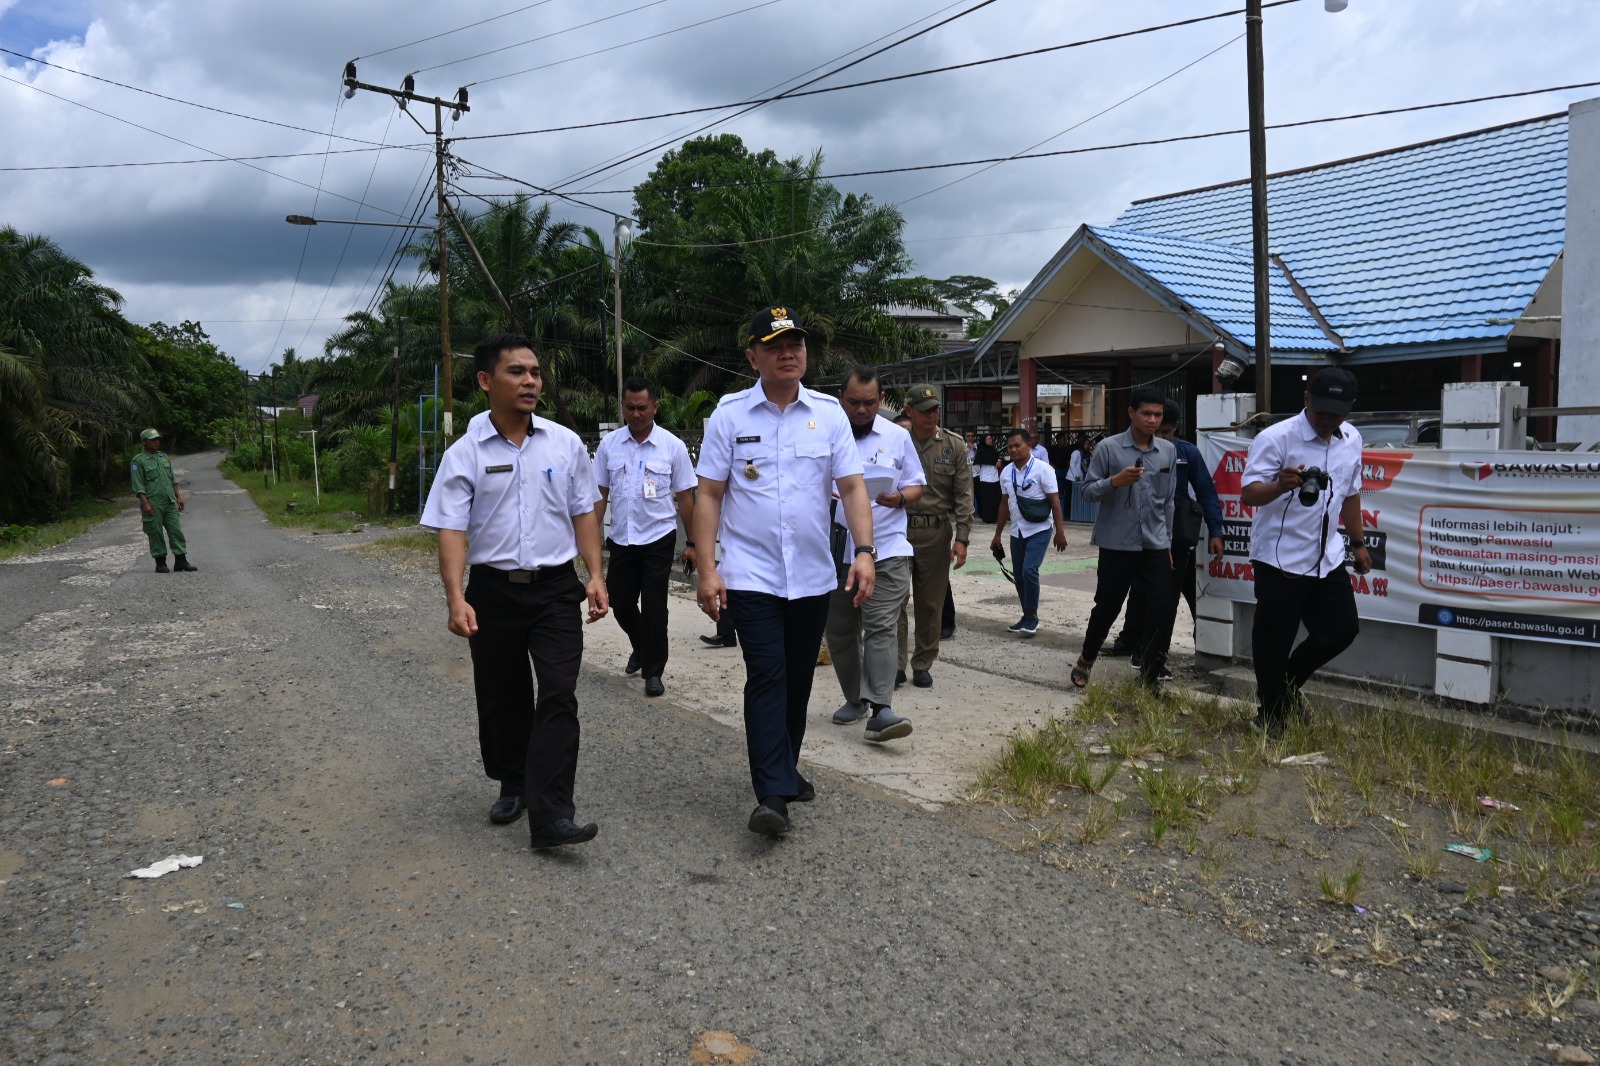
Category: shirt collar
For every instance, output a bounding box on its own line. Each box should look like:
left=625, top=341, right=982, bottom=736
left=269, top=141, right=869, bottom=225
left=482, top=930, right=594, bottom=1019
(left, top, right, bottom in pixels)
left=1295, top=408, right=1346, bottom=443
left=746, top=382, right=813, bottom=410
left=473, top=411, right=538, bottom=443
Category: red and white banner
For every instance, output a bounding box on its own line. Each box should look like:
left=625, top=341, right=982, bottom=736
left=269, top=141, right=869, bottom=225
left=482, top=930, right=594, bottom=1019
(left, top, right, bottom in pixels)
left=1198, top=434, right=1600, bottom=647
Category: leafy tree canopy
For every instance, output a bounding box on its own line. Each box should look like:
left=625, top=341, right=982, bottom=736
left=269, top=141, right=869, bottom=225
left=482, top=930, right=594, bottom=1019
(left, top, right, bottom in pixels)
left=134, top=320, right=246, bottom=448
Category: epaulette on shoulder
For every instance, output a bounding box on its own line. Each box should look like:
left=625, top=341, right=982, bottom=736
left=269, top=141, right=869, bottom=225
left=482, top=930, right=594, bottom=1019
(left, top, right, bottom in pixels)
left=805, top=388, right=841, bottom=407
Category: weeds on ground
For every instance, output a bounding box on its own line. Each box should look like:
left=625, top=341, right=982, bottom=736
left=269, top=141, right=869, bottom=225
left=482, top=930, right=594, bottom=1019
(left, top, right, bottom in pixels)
left=977, top=677, right=1600, bottom=902
left=224, top=474, right=393, bottom=532
left=0, top=495, right=126, bottom=562
left=1317, top=859, right=1365, bottom=905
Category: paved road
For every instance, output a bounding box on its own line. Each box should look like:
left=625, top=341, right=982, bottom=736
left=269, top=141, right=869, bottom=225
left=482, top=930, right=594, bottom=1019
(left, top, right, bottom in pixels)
left=0, top=455, right=1518, bottom=1064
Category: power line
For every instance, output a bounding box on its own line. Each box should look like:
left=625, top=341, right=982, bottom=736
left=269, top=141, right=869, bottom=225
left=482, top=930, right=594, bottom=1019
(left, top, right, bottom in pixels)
left=415, top=0, right=674, bottom=78
left=547, top=0, right=1004, bottom=194
left=453, top=1, right=1303, bottom=146
left=0, top=144, right=429, bottom=172
left=357, top=157, right=440, bottom=322
left=0, top=72, right=409, bottom=215
left=267, top=93, right=346, bottom=367
left=353, top=0, right=560, bottom=61
left=0, top=46, right=410, bottom=147
left=467, top=0, right=782, bottom=88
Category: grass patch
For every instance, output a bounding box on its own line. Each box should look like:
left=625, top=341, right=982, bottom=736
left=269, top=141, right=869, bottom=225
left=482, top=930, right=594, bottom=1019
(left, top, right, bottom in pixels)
left=1317, top=859, right=1365, bottom=905
left=224, top=471, right=399, bottom=532
left=0, top=494, right=128, bottom=561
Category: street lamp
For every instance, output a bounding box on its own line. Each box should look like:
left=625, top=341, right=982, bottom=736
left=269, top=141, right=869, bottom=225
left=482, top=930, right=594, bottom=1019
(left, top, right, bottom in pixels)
left=285, top=214, right=432, bottom=230
left=612, top=215, right=634, bottom=419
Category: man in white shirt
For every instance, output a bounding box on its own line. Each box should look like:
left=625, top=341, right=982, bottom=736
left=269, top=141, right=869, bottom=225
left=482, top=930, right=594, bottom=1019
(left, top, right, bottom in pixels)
left=826, top=366, right=926, bottom=742
left=594, top=377, right=698, bottom=698
left=693, top=306, right=876, bottom=837
left=989, top=427, right=1067, bottom=636
left=421, top=333, right=609, bottom=851
left=1241, top=367, right=1371, bottom=736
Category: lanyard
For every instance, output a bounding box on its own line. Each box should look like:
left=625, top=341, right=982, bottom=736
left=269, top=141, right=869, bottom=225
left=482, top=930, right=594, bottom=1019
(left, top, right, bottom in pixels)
left=1010, top=457, right=1034, bottom=495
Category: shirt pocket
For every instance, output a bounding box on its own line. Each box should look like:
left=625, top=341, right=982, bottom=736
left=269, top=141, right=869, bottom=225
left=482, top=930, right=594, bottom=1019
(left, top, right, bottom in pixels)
left=789, top=439, right=832, bottom=486
left=732, top=443, right=777, bottom=491
left=606, top=460, right=630, bottom=493
left=643, top=459, right=675, bottom=498
left=932, top=460, right=956, bottom=477
left=539, top=464, right=575, bottom=513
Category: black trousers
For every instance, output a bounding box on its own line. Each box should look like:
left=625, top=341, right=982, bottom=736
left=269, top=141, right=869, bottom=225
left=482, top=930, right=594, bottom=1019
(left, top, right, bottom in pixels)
left=1116, top=540, right=1198, bottom=651
left=1251, top=561, right=1360, bottom=725
left=606, top=531, right=676, bottom=678
left=464, top=563, right=586, bottom=827
left=1080, top=548, right=1175, bottom=683
left=726, top=589, right=831, bottom=801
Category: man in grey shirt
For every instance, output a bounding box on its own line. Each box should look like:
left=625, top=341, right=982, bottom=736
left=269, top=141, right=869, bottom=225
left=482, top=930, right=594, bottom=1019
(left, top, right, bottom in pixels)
left=1070, top=386, right=1178, bottom=693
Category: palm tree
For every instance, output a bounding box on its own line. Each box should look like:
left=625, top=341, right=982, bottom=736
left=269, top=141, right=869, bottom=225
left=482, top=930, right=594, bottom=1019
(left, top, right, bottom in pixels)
left=0, top=227, right=146, bottom=521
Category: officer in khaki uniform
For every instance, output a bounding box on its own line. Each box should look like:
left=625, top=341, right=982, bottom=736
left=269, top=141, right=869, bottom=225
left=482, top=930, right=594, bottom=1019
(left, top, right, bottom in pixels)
left=131, top=428, right=197, bottom=573
left=896, top=384, right=974, bottom=687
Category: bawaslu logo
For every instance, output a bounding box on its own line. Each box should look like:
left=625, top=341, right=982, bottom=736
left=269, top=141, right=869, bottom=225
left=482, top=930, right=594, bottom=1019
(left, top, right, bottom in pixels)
left=1460, top=460, right=1600, bottom=480
left=1459, top=461, right=1494, bottom=481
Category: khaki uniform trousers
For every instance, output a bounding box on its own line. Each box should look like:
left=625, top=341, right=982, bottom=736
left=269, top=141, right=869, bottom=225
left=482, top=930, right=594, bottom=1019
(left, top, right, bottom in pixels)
left=897, top=522, right=952, bottom=672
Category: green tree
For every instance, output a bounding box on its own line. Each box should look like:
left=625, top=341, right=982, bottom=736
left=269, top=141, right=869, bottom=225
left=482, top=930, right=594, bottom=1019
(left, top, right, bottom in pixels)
left=0, top=227, right=146, bottom=521
left=135, top=320, right=246, bottom=448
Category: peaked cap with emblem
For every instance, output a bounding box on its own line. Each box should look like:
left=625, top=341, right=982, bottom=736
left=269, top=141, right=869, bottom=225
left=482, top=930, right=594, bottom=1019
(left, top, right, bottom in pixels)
left=747, top=305, right=808, bottom=345
left=906, top=384, right=940, bottom=412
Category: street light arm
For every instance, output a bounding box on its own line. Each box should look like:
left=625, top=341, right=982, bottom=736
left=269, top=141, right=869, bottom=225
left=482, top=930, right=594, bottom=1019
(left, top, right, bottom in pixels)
left=285, top=215, right=433, bottom=229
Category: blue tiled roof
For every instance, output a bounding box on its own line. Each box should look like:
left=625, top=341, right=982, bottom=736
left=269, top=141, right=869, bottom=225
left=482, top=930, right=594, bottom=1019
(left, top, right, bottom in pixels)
left=1109, top=115, right=1567, bottom=352
left=1086, top=226, right=1336, bottom=351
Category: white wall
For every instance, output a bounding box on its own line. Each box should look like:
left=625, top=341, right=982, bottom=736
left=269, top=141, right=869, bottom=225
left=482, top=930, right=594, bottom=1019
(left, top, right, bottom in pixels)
left=1560, top=97, right=1600, bottom=445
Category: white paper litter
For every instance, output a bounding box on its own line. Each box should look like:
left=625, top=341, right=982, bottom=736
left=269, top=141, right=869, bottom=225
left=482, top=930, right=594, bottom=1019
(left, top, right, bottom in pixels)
left=126, top=854, right=204, bottom=878
left=1279, top=751, right=1332, bottom=767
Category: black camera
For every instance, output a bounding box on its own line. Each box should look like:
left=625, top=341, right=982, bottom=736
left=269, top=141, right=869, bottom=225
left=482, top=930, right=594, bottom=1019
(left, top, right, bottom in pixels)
left=1298, top=466, right=1330, bottom=506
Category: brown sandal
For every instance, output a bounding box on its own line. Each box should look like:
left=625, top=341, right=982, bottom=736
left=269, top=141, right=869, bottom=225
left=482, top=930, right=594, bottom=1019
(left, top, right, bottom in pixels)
left=1070, top=657, right=1092, bottom=689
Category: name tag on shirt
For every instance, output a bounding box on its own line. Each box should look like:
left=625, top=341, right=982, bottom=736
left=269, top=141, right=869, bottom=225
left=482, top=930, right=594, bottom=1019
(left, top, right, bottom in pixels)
left=735, top=435, right=761, bottom=444
left=485, top=464, right=513, bottom=474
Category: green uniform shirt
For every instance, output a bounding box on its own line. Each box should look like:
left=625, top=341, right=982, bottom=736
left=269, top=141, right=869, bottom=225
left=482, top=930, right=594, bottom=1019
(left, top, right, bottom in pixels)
left=131, top=450, right=178, bottom=501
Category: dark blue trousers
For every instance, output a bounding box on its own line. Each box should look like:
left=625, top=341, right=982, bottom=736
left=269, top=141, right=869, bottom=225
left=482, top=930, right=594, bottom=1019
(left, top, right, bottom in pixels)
left=726, top=589, right=831, bottom=800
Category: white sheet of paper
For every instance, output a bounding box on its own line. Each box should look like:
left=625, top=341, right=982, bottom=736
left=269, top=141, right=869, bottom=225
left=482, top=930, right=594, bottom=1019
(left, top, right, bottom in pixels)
left=862, top=462, right=897, bottom=498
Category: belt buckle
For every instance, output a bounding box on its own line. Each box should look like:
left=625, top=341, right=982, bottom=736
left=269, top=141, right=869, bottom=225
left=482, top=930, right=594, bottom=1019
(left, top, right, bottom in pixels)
left=508, top=569, right=533, bottom=584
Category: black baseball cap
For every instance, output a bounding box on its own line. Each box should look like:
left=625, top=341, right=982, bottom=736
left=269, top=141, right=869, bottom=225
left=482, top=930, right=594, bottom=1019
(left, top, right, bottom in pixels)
left=1307, top=367, right=1358, bottom=416
left=747, top=305, right=808, bottom=346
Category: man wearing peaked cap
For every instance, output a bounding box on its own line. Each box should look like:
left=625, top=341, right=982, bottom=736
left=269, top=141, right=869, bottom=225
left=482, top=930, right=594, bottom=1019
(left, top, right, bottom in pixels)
left=1240, top=365, right=1371, bottom=736
left=131, top=429, right=197, bottom=573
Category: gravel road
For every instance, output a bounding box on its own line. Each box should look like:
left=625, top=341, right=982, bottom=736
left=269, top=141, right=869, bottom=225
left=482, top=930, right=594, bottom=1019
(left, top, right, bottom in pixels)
left=1, top=455, right=1523, bottom=1064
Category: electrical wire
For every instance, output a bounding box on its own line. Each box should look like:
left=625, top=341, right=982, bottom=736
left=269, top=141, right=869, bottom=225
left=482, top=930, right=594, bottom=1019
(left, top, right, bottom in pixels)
left=466, top=0, right=781, bottom=88
left=267, top=93, right=345, bottom=368
left=0, top=46, right=409, bottom=147
left=453, top=0, right=1303, bottom=146
left=623, top=317, right=757, bottom=380
left=353, top=0, right=560, bottom=62
left=358, top=161, right=440, bottom=320
left=0, top=145, right=429, bottom=172
left=0, top=71, right=410, bottom=215
left=547, top=0, right=1003, bottom=194
left=414, top=0, right=674, bottom=78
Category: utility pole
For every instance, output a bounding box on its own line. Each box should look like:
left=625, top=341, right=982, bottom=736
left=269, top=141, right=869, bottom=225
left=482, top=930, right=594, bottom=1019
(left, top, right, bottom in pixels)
left=612, top=216, right=631, bottom=419
left=388, top=317, right=406, bottom=516
left=1245, top=0, right=1272, bottom=414
left=341, top=63, right=468, bottom=443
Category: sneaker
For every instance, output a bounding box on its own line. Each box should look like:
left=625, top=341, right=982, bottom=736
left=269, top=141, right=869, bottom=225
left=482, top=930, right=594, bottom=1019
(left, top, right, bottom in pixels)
left=1130, top=651, right=1143, bottom=670
left=832, top=700, right=868, bottom=725
left=1018, top=617, right=1040, bottom=637
left=1155, top=664, right=1174, bottom=681
left=1007, top=617, right=1029, bottom=633
left=864, top=708, right=913, bottom=742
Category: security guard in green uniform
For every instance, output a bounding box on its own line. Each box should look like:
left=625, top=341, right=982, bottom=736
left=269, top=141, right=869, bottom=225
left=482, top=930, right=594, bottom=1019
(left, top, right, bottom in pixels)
left=131, top=429, right=197, bottom=573
left=896, top=384, right=974, bottom=687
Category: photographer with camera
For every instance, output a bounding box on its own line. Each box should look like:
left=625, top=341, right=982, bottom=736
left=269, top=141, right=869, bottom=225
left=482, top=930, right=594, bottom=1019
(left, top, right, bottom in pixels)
left=1240, top=367, right=1372, bottom=735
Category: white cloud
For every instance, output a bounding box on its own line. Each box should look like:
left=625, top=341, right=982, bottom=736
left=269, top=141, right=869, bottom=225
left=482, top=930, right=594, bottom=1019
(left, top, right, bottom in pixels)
left=1, top=0, right=1594, bottom=370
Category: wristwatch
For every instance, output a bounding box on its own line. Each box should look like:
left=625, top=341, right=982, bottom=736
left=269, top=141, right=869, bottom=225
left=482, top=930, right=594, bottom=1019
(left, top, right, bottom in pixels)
left=855, top=545, right=876, bottom=558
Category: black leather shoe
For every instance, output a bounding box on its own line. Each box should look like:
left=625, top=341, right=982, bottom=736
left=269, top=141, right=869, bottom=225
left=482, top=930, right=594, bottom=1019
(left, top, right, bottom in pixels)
left=748, top=798, right=790, bottom=836
left=894, top=669, right=906, bottom=688
left=699, top=633, right=737, bottom=648
left=154, top=556, right=169, bottom=573
left=529, top=818, right=599, bottom=849
left=912, top=669, right=933, bottom=688
left=172, top=555, right=198, bottom=572
left=625, top=652, right=641, bottom=675
left=940, top=625, right=955, bottom=639
left=792, top=775, right=815, bottom=803
left=644, top=675, right=665, bottom=697
left=488, top=795, right=525, bottom=824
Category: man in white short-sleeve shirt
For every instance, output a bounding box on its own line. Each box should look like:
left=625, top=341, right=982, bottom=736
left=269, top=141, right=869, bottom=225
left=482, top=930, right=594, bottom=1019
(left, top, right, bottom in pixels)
left=824, top=365, right=926, bottom=743
left=421, top=333, right=608, bottom=851
left=1241, top=366, right=1371, bottom=735
left=692, top=305, right=875, bottom=837
left=593, top=377, right=697, bottom=698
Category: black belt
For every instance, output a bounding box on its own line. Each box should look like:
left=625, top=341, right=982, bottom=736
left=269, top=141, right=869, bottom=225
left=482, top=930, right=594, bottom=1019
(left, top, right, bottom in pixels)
left=470, top=561, right=574, bottom=585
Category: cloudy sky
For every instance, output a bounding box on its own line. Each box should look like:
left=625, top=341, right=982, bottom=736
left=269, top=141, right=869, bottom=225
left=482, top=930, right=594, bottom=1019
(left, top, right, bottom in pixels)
left=3, top=0, right=1595, bottom=372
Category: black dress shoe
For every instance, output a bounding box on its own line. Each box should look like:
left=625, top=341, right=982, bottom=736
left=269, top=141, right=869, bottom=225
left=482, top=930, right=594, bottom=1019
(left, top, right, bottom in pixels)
left=748, top=797, right=790, bottom=836
left=894, top=669, right=906, bottom=688
left=912, top=669, right=933, bottom=688
left=625, top=652, right=641, bottom=675
left=644, top=675, right=665, bottom=697
left=940, top=625, right=955, bottom=639
left=488, top=795, right=526, bottom=824
left=699, top=633, right=737, bottom=648
left=792, top=775, right=815, bottom=803
left=529, top=818, right=599, bottom=849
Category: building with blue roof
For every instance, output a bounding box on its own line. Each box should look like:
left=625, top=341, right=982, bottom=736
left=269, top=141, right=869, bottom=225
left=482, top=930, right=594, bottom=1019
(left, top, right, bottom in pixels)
left=971, top=112, right=1567, bottom=436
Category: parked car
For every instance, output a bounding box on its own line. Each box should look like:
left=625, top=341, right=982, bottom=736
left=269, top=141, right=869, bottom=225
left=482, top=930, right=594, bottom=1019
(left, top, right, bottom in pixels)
left=1348, top=412, right=1441, bottom=448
